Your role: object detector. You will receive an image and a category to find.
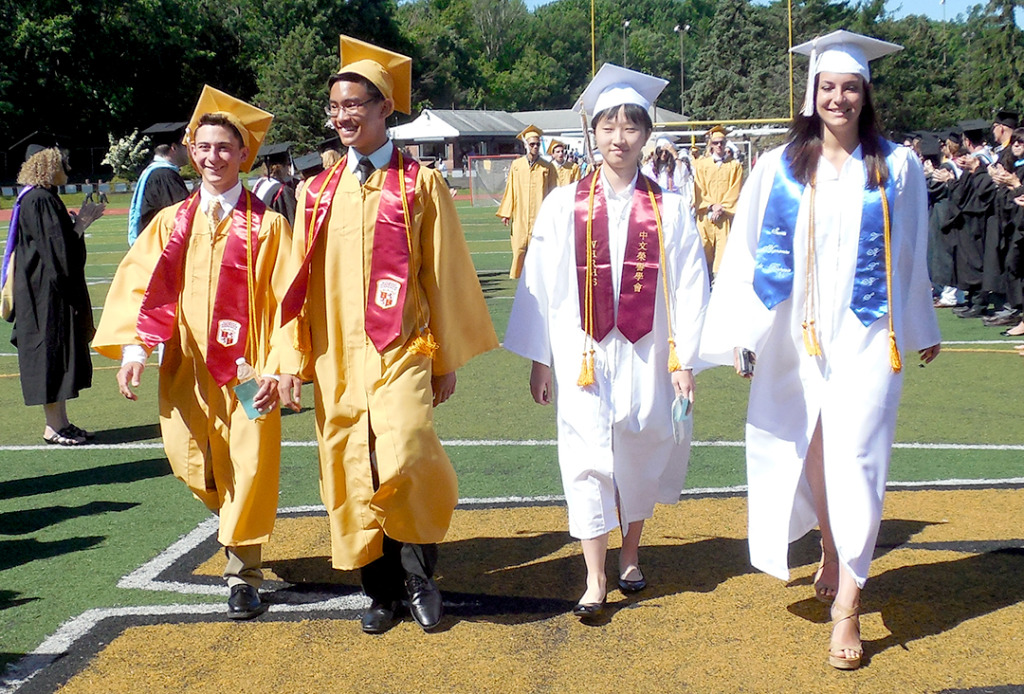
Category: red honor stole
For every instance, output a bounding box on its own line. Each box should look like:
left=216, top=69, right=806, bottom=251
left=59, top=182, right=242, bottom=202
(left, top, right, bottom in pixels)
left=574, top=171, right=662, bottom=343
left=136, top=190, right=265, bottom=386
left=279, top=149, right=419, bottom=353
left=280, top=159, right=345, bottom=325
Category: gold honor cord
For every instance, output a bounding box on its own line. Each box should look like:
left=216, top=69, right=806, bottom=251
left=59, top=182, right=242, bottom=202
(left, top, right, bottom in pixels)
left=802, top=182, right=822, bottom=356
left=644, top=176, right=682, bottom=373
left=398, top=150, right=439, bottom=359
left=578, top=167, right=600, bottom=386
left=881, top=187, right=902, bottom=372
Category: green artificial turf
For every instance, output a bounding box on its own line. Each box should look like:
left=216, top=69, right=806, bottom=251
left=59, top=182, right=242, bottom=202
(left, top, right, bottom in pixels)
left=2, top=200, right=1024, bottom=672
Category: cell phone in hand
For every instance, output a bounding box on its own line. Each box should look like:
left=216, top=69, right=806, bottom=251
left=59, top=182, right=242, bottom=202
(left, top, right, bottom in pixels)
left=738, top=348, right=756, bottom=377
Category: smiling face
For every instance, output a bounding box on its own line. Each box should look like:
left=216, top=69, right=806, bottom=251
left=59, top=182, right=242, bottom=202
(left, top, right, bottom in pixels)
left=594, top=106, right=649, bottom=175
left=189, top=124, right=247, bottom=194
left=328, top=78, right=392, bottom=156
left=815, top=71, right=864, bottom=139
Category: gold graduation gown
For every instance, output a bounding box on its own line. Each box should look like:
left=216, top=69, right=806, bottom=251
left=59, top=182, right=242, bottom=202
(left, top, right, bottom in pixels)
left=555, top=161, right=582, bottom=187
left=93, top=202, right=293, bottom=547
left=693, top=156, right=744, bottom=274
left=496, top=155, right=557, bottom=279
left=281, top=162, right=497, bottom=571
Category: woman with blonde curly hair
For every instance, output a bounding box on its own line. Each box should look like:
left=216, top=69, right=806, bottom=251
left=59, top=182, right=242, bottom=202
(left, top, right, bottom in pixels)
left=6, top=145, right=102, bottom=444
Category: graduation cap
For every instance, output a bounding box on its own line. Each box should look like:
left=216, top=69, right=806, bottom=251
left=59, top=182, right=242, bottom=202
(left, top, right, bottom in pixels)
left=293, top=152, right=324, bottom=177
left=23, top=133, right=62, bottom=161
left=655, top=137, right=676, bottom=150
left=318, top=134, right=342, bottom=153
left=141, top=122, right=188, bottom=147
left=546, top=138, right=567, bottom=155
left=257, top=141, right=293, bottom=167
left=705, top=126, right=727, bottom=141
left=918, top=136, right=942, bottom=159
left=332, top=34, right=412, bottom=115
left=518, top=125, right=543, bottom=142
left=994, top=109, right=1020, bottom=129
left=573, top=63, right=668, bottom=118
left=958, top=119, right=989, bottom=139
left=790, top=30, right=902, bottom=117
left=185, top=86, right=274, bottom=173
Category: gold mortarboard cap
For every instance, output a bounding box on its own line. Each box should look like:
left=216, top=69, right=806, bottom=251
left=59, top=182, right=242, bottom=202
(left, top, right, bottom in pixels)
left=185, top=85, right=273, bottom=173
left=518, top=125, right=543, bottom=142
left=546, top=138, right=566, bottom=155
left=706, top=125, right=727, bottom=139
left=336, top=35, right=412, bottom=115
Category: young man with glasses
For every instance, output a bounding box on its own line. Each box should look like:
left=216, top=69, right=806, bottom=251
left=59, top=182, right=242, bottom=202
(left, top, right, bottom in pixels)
left=693, top=125, right=743, bottom=277
left=277, top=35, right=497, bottom=635
left=497, top=125, right=558, bottom=278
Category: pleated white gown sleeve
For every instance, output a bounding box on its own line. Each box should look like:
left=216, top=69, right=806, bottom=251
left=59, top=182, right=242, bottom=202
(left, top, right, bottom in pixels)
left=700, top=143, right=940, bottom=586
left=506, top=171, right=709, bottom=540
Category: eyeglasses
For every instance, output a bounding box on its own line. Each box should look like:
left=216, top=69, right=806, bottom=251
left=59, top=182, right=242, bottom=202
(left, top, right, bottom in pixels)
left=325, top=96, right=380, bottom=116
left=710, top=140, right=726, bottom=146
left=527, top=142, right=541, bottom=148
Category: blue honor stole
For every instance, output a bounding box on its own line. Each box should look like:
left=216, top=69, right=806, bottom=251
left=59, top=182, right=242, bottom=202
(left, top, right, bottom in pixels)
left=753, top=141, right=899, bottom=326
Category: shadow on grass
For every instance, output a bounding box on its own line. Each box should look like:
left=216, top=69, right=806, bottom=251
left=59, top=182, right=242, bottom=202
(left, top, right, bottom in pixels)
left=0, top=501, right=138, bottom=535
left=0, top=536, right=105, bottom=571
left=0, top=589, right=38, bottom=612
left=92, top=424, right=160, bottom=444
left=0, top=458, right=170, bottom=500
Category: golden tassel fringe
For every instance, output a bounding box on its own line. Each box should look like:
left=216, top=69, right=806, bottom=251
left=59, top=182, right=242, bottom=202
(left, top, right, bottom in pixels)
left=667, top=339, right=682, bottom=372
left=577, top=350, right=595, bottom=387
left=293, top=316, right=312, bottom=353
left=407, top=329, right=440, bottom=358
left=801, top=321, right=822, bottom=356
left=889, top=330, right=902, bottom=373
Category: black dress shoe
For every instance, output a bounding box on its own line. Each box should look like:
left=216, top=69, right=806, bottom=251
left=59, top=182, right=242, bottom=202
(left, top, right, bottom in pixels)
left=361, top=599, right=402, bottom=634
left=957, top=304, right=988, bottom=318
left=618, top=571, right=647, bottom=593
left=572, top=600, right=606, bottom=622
left=983, top=311, right=1021, bottom=326
left=227, top=584, right=268, bottom=620
left=405, top=575, right=443, bottom=631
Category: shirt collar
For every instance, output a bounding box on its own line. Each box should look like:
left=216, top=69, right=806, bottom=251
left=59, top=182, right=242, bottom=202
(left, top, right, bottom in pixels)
left=200, top=181, right=242, bottom=217
left=346, top=140, right=394, bottom=174
left=600, top=167, right=638, bottom=202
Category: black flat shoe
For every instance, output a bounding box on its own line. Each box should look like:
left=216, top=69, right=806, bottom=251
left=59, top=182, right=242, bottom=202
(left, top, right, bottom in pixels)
left=572, top=600, right=606, bottom=621
left=227, top=584, right=267, bottom=620
left=361, top=599, right=402, bottom=634
left=618, top=571, right=647, bottom=593
left=405, top=575, right=443, bottom=631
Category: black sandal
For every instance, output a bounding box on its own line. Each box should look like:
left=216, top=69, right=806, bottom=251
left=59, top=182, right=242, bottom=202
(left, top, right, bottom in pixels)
left=64, top=423, right=95, bottom=440
left=44, top=428, right=86, bottom=446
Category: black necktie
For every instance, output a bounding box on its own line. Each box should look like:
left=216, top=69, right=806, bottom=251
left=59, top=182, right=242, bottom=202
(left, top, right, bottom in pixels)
left=355, top=157, right=375, bottom=185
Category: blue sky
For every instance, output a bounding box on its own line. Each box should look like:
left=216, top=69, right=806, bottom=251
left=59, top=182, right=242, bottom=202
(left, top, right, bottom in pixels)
left=522, top=0, right=1001, bottom=23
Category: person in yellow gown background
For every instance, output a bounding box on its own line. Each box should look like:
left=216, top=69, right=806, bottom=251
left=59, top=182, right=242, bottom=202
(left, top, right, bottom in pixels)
left=548, top=138, right=581, bottom=186
left=497, top=124, right=557, bottom=278
left=277, top=36, right=497, bottom=635
left=693, top=125, right=744, bottom=277
left=93, top=87, right=292, bottom=620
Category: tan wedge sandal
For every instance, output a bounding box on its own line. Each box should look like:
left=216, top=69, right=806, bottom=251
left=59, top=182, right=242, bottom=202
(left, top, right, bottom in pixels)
left=828, top=602, right=863, bottom=670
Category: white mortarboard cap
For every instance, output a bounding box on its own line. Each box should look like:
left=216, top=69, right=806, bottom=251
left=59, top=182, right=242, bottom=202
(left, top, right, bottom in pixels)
left=573, top=63, right=668, bottom=117
left=790, top=30, right=902, bottom=117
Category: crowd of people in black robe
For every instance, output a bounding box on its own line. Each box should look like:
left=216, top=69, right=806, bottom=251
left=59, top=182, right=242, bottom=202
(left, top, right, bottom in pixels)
left=911, top=109, right=1024, bottom=336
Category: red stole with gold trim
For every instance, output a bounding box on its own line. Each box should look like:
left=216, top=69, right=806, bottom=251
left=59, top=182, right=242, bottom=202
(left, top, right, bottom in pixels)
left=279, top=149, right=419, bottom=353
left=574, top=172, right=662, bottom=343
left=137, top=190, right=265, bottom=386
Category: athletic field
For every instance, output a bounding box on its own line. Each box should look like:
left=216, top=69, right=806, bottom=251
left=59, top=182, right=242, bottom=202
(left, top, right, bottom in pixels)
left=1, top=200, right=1022, bottom=692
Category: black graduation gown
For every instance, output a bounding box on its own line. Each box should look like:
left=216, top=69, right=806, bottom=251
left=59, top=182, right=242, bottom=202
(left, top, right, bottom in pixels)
left=10, top=187, right=95, bottom=405
left=947, top=169, right=991, bottom=291
left=926, top=174, right=956, bottom=288
left=139, top=167, right=189, bottom=233
left=257, top=180, right=297, bottom=227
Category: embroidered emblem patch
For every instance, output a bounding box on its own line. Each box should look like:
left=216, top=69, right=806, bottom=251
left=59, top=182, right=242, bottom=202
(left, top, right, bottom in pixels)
left=375, top=279, right=401, bottom=310
left=216, top=320, right=242, bottom=347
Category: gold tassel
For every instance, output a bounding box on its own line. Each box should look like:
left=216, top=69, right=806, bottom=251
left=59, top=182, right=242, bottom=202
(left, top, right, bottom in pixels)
left=577, top=350, right=595, bottom=386
left=407, top=328, right=440, bottom=358
left=801, top=321, right=822, bottom=356
left=293, top=315, right=312, bottom=353
left=889, top=330, right=902, bottom=373
left=667, top=339, right=682, bottom=373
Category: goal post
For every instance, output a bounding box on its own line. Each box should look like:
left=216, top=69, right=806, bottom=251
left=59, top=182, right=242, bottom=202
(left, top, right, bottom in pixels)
left=468, top=154, right=517, bottom=207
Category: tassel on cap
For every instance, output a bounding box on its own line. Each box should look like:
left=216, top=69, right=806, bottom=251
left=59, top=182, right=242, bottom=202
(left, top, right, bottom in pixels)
left=888, top=330, right=902, bottom=373
left=407, top=328, right=439, bottom=358
left=577, top=350, right=595, bottom=387
left=667, top=339, right=682, bottom=373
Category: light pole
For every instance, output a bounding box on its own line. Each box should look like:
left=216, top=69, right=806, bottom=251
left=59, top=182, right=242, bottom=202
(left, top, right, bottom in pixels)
left=622, top=20, right=630, bottom=67
left=673, top=23, right=690, bottom=116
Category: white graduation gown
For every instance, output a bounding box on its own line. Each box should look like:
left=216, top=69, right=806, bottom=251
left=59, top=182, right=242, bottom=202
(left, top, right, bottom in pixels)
left=505, top=170, right=709, bottom=540
left=699, top=143, right=940, bottom=586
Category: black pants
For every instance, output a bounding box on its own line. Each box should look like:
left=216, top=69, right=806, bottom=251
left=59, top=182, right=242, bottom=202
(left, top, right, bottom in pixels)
left=360, top=535, right=437, bottom=603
